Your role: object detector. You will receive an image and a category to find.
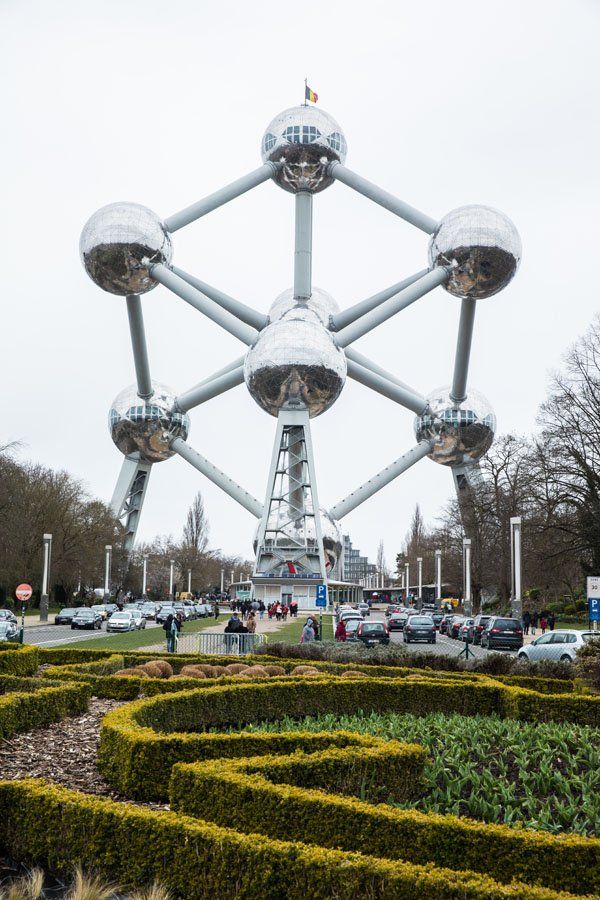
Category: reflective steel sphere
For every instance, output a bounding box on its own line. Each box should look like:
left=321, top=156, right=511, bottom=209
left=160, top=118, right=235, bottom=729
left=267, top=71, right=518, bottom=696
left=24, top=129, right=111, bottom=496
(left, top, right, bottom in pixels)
left=414, top=387, right=496, bottom=466
left=261, top=105, right=347, bottom=193
left=253, top=506, right=342, bottom=572
left=109, top=382, right=190, bottom=463
left=80, top=202, right=172, bottom=295
left=428, top=205, right=521, bottom=299
left=244, top=316, right=346, bottom=418
left=268, top=287, right=339, bottom=328
left=314, top=507, right=343, bottom=572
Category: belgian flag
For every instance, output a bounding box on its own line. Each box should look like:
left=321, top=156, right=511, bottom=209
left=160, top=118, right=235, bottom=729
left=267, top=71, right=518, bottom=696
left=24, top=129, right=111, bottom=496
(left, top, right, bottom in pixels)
left=305, top=84, right=318, bottom=104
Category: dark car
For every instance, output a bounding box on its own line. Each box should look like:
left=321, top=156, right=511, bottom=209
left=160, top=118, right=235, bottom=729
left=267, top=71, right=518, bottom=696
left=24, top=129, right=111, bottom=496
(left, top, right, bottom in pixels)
left=459, top=618, right=475, bottom=641
left=387, top=613, right=409, bottom=631
left=54, top=607, right=78, bottom=625
left=471, top=614, right=492, bottom=645
left=439, top=614, right=454, bottom=635
left=343, top=618, right=362, bottom=642
left=432, top=613, right=444, bottom=629
left=448, top=616, right=466, bottom=639
left=0, top=621, right=20, bottom=642
left=0, top=609, right=18, bottom=625
left=357, top=621, right=389, bottom=646
left=71, top=608, right=102, bottom=630
left=480, top=616, right=523, bottom=650
left=403, top=615, right=436, bottom=644
left=156, top=605, right=176, bottom=624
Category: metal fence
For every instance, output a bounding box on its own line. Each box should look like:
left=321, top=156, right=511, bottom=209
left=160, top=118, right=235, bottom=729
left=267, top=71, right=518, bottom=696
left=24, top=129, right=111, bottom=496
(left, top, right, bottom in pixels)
left=174, top=632, right=266, bottom=656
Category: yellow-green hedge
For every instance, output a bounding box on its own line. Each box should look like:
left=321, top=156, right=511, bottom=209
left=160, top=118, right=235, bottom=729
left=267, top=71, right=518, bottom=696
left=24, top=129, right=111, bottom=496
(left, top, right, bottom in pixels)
left=0, top=645, right=39, bottom=676
left=0, top=779, right=585, bottom=900
left=171, top=750, right=599, bottom=897
left=0, top=682, right=90, bottom=739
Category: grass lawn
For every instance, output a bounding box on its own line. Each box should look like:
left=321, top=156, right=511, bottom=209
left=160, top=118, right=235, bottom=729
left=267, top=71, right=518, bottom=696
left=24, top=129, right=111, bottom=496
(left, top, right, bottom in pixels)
left=55, top=615, right=223, bottom=651
left=267, top=615, right=333, bottom=644
left=243, top=711, right=600, bottom=836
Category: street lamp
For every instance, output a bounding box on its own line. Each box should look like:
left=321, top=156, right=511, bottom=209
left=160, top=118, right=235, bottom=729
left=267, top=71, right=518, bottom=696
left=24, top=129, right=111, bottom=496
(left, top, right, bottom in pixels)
left=104, top=545, right=112, bottom=600
left=40, top=533, right=53, bottom=622
left=510, top=517, right=522, bottom=618
left=220, top=568, right=224, bottom=593
left=142, top=555, right=148, bottom=596
left=435, top=549, right=442, bottom=602
left=405, top=562, right=410, bottom=602
left=169, top=560, right=175, bottom=598
left=187, top=569, right=192, bottom=594
left=417, top=557, right=423, bottom=604
left=462, top=538, right=472, bottom=615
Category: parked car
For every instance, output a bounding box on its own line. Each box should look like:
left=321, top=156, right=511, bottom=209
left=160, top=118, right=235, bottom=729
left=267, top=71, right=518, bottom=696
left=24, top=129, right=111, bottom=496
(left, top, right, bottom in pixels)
left=339, top=611, right=363, bottom=626
left=106, top=611, right=136, bottom=633
left=432, top=613, right=444, bottom=629
left=140, top=602, right=158, bottom=620
left=385, top=605, right=402, bottom=618
left=173, top=602, right=193, bottom=620
left=459, top=618, right=475, bottom=641
left=480, top=616, right=523, bottom=650
left=404, top=615, right=436, bottom=644
left=357, top=602, right=371, bottom=617
left=448, top=616, right=466, bottom=639
left=0, top=609, right=17, bottom=625
left=387, top=613, right=409, bottom=632
left=517, top=630, right=598, bottom=663
left=130, top=609, right=146, bottom=630
left=71, top=608, right=102, bottom=630
left=54, top=607, right=78, bottom=625
left=439, top=614, right=453, bottom=635
left=344, top=618, right=362, bottom=642
left=104, top=603, right=119, bottom=615
left=357, top=621, right=389, bottom=646
left=91, top=604, right=109, bottom=620
left=156, top=605, right=176, bottom=624
left=0, top=621, right=20, bottom=642
left=195, top=603, right=213, bottom=618
left=471, top=614, right=492, bottom=645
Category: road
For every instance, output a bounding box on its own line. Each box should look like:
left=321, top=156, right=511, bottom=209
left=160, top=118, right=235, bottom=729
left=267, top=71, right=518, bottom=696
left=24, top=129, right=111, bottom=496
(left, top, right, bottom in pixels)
left=22, top=621, right=162, bottom=648
left=369, top=610, right=514, bottom=659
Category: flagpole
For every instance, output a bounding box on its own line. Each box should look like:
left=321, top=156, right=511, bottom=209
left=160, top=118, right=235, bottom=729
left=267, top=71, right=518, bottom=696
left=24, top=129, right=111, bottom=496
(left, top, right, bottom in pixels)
left=304, top=77, right=307, bottom=106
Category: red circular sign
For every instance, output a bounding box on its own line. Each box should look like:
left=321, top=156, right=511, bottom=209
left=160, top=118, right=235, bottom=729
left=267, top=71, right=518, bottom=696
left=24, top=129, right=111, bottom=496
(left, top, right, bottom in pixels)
left=15, top=583, right=33, bottom=602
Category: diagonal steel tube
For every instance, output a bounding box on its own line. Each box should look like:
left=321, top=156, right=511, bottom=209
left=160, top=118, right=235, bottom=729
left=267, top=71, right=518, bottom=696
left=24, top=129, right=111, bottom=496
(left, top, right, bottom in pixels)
left=171, top=266, right=267, bottom=331
left=191, top=355, right=247, bottom=390
left=329, top=162, right=438, bottom=234
left=344, top=347, right=420, bottom=396
left=335, top=267, right=448, bottom=347
left=175, top=365, right=245, bottom=414
left=164, top=163, right=278, bottom=232
left=329, top=440, right=433, bottom=520
left=126, top=295, right=153, bottom=399
left=346, top=358, right=427, bottom=414
left=332, top=270, right=428, bottom=331
left=450, top=298, right=477, bottom=403
left=151, top=264, right=258, bottom=345
left=171, top=437, right=263, bottom=518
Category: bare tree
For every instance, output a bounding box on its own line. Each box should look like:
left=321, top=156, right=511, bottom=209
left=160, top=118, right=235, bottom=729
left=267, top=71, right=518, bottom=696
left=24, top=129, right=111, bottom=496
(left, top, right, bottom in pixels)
left=182, top=491, right=209, bottom=553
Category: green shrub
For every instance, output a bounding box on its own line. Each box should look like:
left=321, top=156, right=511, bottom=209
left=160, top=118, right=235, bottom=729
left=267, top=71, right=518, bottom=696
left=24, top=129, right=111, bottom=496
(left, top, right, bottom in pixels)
left=574, top=639, right=600, bottom=691
left=0, top=682, right=90, bottom=739
left=170, top=750, right=600, bottom=896
left=0, top=780, right=581, bottom=900
left=0, top=646, right=39, bottom=676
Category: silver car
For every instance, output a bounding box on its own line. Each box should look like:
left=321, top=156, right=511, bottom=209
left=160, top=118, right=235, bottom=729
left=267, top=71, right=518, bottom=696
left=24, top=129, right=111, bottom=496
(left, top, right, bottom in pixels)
left=106, top=611, right=136, bottom=633
left=130, top=609, right=146, bottom=630
left=517, top=630, right=598, bottom=664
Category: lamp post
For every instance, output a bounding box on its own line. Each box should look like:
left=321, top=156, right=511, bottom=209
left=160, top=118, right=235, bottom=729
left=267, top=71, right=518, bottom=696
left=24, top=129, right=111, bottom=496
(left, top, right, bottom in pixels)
left=169, top=560, right=175, bottom=598
left=220, top=568, right=224, bottom=593
left=510, top=517, right=522, bottom=618
left=462, top=538, right=472, bottom=615
left=405, top=562, right=410, bottom=603
left=142, top=556, right=148, bottom=596
left=417, top=557, right=423, bottom=606
left=104, top=545, right=112, bottom=600
left=40, top=533, right=53, bottom=622
left=435, top=549, right=442, bottom=603
left=187, top=569, right=192, bottom=594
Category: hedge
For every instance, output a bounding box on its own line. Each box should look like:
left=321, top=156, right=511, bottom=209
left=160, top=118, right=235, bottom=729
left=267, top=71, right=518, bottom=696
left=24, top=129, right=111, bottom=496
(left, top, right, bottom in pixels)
left=0, top=780, right=585, bottom=900
left=0, top=682, right=91, bottom=740
left=171, top=751, right=599, bottom=896
left=0, top=645, right=39, bottom=676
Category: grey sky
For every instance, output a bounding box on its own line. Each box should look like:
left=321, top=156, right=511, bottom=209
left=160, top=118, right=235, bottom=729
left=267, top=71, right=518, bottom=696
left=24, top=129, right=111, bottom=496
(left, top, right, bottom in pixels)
left=2, top=0, right=599, bottom=568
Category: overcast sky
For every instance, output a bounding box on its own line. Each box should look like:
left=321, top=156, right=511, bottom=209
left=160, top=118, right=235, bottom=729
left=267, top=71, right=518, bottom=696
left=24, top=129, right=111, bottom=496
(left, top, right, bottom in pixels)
left=2, top=0, right=599, bottom=571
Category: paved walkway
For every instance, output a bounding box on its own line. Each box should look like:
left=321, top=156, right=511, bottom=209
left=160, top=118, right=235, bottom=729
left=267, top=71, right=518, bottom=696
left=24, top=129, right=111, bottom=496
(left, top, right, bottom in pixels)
left=141, top=613, right=297, bottom=653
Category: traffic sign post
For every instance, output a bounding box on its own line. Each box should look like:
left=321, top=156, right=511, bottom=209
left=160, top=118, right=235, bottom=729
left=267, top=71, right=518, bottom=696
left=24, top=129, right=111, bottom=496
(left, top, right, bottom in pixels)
left=316, top=584, right=327, bottom=641
left=587, top=577, right=600, bottom=631
left=15, top=583, right=32, bottom=644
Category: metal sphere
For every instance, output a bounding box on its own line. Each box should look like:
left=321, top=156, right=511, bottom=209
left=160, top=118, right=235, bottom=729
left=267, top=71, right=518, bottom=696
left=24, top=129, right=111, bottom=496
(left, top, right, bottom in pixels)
left=253, top=506, right=342, bottom=572
left=414, top=387, right=496, bottom=466
left=80, top=202, right=172, bottom=296
left=428, top=205, right=521, bottom=299
left=268, top=287, right=339, bottom=328
left=261, top=105, right=347, bottom=194
left=244, top=316, right=346, bottom=418
left=108, top=382, right=190, bottom=463
left=315, top=508, right=343, bottom=572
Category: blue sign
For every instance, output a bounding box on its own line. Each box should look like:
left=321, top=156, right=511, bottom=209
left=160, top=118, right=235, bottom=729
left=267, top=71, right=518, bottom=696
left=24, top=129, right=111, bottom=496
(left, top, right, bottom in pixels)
left=316, top=584, right=327, bottom=608
left=589, top=597, right=600, bottom=622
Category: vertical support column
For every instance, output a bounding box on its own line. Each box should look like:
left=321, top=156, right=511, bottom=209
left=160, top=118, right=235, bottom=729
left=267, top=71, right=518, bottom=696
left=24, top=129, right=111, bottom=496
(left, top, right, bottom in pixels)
left=126, top=294, right=153, bottom=399
left=220, top=569, right=224, bottom=593
left=417, top=557, right=423, bottom=604
left=169, top=560, right=175, bottom=598
left=510, top=517, right=522, bottom=618
left=435, top=549, right=442, bottom=603
left=104, top=545, right=112, bottom=599
left=288, top=426, right=305, bottom=521
left=294, top=191, right=312, bottom=300
left=450, top=298, right=477, bottom=404
left=142, top=556, right=148, bottom=596
left=40, top=533, right=53, bottom=623
left=187, top=570, right=192, bottom=594
left=463, top=538, right=472, bottom=615
left=405, top=563, right=410, bottom=602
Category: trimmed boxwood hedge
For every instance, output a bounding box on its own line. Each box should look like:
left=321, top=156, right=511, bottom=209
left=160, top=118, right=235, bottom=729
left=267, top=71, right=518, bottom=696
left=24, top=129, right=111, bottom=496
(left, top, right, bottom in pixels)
left=0, top=681, right=90, bottom=739
left=0, top=779, right=585, bottom=900
left=171, top=751, right=599, bottom=896
left=0, top=645, right=39, bottom=676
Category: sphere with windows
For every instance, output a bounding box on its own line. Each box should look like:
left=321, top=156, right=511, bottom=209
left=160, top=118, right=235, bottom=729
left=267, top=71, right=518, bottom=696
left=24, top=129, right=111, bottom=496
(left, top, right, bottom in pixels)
left=414, top=387, right=496, bottom=465
left=261, top=105, right=347, bottom=193
left=108, top=382, right=190, bottom=463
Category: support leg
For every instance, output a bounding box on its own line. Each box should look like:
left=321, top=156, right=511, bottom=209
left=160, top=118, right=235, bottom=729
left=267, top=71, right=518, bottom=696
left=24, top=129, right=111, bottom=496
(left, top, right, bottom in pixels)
left=110, top=455, right=152, bottom=551
left=450, top=298, right=477, bottom=403
left=126, top=295, right=153, bottom=399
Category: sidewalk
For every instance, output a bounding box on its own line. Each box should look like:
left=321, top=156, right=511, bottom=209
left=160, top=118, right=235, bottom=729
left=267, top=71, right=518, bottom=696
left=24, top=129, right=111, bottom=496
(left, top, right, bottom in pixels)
left=142, top=613, right=294, bottom=653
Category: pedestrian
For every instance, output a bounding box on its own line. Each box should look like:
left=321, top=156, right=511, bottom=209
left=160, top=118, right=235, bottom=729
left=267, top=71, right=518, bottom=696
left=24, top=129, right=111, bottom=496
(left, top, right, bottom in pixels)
left=301, top=619, right=315, bottom=643
left=335, top=619, right=347, bottom=642
left=213, top=602, right=220, bottom=620
left=540, top=615, right=548, bottom=634
left=522, top=610, right=531, bottom=635
left=530, top=609, right=538, bottom=635
left=548, top=612, right=555, bottom=631
left=164, top=611, right=182, bottom=653
left=259, top=600, right=265, bottom=620
left=247, top=611, right=257, bottom=634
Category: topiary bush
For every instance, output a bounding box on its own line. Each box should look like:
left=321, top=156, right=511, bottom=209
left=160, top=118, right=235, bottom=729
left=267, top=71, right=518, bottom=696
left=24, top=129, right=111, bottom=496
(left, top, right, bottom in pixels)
left=574, top=638, right=600, bottom=692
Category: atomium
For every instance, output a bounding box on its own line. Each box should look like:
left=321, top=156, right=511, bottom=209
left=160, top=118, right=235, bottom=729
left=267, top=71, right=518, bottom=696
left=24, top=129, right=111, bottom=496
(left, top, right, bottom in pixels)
left=244, top=314, right=347, bottom=418
left=109, top=382, right=190, bottom=463
left=254, top=506, right=342, bottom=571
left=428, top=205, right=521, bottom=300
left=261, top=105, right=347, bottom=194
left=80, top=202, right=172, bottom=296
left=414, top=387, right=496, bottom=466
left=268, top=287, right=340, bottom=328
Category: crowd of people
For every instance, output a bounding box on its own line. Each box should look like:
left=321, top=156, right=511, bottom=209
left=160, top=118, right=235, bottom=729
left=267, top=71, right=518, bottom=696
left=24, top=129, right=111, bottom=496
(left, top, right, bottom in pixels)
left=522, top=610, right=556, bottom=635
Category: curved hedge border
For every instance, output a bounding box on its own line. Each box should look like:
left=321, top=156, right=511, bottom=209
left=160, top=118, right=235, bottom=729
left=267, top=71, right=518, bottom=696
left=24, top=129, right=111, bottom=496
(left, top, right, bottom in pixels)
left=171, top=748, right=600, bottom=897
left=0, top=779, right=587, bottom=900
left=0, top=681, right=90, bottom=739
left=0, top=646, right=39, bottom=676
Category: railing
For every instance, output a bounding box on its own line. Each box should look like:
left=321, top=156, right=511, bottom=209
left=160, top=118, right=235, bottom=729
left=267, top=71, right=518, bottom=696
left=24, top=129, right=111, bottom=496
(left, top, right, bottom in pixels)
left=174, top=632, right=266, bottom=656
